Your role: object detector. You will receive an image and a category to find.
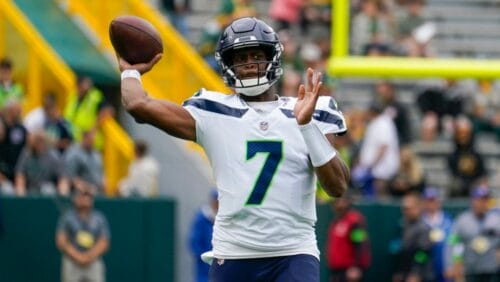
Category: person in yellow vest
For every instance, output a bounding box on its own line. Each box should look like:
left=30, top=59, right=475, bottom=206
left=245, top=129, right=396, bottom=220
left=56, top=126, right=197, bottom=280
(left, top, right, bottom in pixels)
left=0, top=58, right=24, bottom=110
left=64, top=76, right=112, bottom=150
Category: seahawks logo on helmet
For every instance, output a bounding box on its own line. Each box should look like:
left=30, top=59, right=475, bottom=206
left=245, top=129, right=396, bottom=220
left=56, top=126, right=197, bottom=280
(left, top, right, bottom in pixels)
left=215, top=17, right=283, bottom=96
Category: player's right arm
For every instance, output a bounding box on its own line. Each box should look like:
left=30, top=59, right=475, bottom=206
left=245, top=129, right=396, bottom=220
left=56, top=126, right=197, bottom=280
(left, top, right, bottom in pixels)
left=118, top=54, right=196, bottom=141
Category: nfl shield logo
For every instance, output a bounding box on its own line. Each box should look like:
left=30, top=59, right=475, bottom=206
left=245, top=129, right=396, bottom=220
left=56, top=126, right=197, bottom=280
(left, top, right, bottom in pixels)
left=259, top=121, right=269, bottom=131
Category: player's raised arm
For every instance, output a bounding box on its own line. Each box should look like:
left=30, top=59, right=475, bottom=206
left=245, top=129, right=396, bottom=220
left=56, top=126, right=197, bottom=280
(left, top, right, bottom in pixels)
left=117, top=55, right=196, bottom=141
left=294, top=68, right=350, bottom=197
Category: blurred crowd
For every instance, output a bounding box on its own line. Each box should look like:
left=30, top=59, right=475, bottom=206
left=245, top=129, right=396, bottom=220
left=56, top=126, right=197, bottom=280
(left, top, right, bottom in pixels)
left=326, top=187, right=500, bottom=282
left=0, top=58, right=159, bottom=198
left=0, top=1, right=493, bottom=198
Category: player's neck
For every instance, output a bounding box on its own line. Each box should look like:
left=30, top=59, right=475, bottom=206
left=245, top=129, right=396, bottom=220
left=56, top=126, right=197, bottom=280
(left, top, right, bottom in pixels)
left=239, top=88, right=277, bottom=102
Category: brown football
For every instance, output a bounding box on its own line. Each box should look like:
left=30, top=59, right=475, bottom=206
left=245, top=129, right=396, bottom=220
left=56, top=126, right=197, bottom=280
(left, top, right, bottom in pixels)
left=109, top=15, right=163, bottom=65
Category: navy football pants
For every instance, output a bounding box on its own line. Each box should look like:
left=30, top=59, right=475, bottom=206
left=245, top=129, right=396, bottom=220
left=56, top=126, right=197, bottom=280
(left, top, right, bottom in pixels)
left=209, top=254, right=319, bottom=282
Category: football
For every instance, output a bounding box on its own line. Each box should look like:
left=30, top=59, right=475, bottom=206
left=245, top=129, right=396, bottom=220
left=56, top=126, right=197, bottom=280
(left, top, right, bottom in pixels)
left=109, top=15, right=163, bottom=65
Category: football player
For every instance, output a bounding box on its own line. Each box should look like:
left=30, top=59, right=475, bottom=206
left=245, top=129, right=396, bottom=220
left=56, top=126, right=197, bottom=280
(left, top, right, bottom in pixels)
left=117, top=17, right=350, bottom=282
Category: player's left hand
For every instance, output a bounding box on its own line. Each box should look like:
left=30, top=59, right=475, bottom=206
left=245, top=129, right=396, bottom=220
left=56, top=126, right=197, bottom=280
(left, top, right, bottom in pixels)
left=294, top=68, right=322, bottom=125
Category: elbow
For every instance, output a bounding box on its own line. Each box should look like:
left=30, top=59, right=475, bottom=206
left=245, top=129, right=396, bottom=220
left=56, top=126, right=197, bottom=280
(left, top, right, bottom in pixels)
left=329, top=181, right=349, bottom=198
left=321, top=177, right=349, bottom=198
left=124, top=99, right=148, bottom=123
left=124, top=98, right=144, bottom=114
left=324, top=163, right=351, bottom=197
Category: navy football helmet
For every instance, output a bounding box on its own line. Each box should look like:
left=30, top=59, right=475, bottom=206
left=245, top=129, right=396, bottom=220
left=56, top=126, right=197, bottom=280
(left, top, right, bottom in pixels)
left=215, top=17, right=283, bottom=96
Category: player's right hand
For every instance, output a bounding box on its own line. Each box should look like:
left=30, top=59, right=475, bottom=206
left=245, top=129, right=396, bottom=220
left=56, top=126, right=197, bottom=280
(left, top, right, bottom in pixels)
left=117, top=53, right=162, bottom=74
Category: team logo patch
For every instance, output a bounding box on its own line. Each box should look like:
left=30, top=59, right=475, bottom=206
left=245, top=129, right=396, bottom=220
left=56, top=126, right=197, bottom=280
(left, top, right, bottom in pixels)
left=259, top=121, right=269, bottom=131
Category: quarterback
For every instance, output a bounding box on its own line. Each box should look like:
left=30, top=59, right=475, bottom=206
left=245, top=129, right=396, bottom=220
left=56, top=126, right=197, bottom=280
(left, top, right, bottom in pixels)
left=118, top=17, right=350, bottom=282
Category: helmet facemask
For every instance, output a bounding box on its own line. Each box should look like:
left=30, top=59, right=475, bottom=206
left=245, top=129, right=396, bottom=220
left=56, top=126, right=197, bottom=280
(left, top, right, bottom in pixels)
left=222, top=49, right=283, bottom=96
left=215, top=18, right=284, bottom=96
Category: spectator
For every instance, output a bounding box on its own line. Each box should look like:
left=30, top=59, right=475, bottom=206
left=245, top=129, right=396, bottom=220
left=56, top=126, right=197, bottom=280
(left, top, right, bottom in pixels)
left=344, top=108, right=368, bottom=146
left=0, top=100, right=28, bottom=194
left=363, top=42, right=392, bottom=56
left=197, top=20, right=223, bottom=72
left=447, top=116, right=487, bottom=197
left=354, top=102, right=400, bottom=197
left=230, top=0, right=257, bottom=20
left=219, top=0, right=257, bottom=26
left=469, top=79, right=500, bottom=141
left=160, top=0, right=190, bottom=38
left=65, top=130, right=105, bottom=195
left=397, top=0, right=436, bottom=58
left=419, top=112, right=439, bottom=142
left=421, top=187, right=453, bottom=282
left=417, top=80, right=471, bottom=140
left=351, top=0, right=394, bottom=55
left=326, top=194, right=371, bottom=282
left=280, top=69, right=302, bottom=97
left=0, top=58, right=23, bottom=109
left=269, top=0, right=304, bottom=31
left=56, top=186, right=110, bottom=282
left=446, top=186, right=500, bottom=282
left=333, top=132, right=355, bottom=172
left=388, top=146, right=425, bottom=196
left=396, top=0, right=425, bottom=38
left=188, top=189, right=218, bottom=282
left=300, top=42, right=324, bottom=78
left=24, top=94, right=57, bottom=133
left=23, top=94, right=73, bottom=156
left=391, top=193, right=434, bottom=282
left=64, top=75, right=112, bottom=150
left=375, top=81, right=412, bottom=145
left=118, top=140, right=160, bottom=197
left=14, top=130, right=69, bottom=196
left=300, top=0, right=331, bottom=33
left=0, top=121, right=10, bottom=194
left=279, top=30, right=304, bottom=73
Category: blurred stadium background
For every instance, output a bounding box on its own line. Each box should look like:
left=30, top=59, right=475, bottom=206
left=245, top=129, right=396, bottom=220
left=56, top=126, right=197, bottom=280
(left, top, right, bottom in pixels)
left=0, top=0, right=499, bottom=281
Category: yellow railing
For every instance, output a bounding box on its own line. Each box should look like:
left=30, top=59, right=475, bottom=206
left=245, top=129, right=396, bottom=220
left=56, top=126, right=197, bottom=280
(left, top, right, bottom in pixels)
left=0, top=0, right=134, bottom=196
left=56, top=0, right=230, bottom=192
left=57, top=0, right=229, bottom=104
left=0, top=0, right=74, bottom=112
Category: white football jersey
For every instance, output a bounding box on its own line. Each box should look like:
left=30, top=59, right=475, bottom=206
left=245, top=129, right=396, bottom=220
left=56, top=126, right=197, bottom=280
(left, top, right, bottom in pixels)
left=183, top=89, right=346, bottom=259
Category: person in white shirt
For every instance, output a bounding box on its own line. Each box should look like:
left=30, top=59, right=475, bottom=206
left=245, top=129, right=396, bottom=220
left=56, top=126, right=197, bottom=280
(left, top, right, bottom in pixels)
left=356, top=102, right=400, bottom=197
left=118, top=139, right=160, bottom=197
left=116, top=17, right=350, bottom=281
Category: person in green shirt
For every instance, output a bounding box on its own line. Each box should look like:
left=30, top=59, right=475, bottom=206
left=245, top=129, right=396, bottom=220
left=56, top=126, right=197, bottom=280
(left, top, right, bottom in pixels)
left=64, top=76, right=112, bottom=150
left=0, top=58, right=24, bottom=110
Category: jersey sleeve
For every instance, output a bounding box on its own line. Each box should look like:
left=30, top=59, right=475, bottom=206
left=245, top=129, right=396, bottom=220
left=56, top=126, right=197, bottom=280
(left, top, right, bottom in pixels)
left=313, top=96, right=347, bottom=135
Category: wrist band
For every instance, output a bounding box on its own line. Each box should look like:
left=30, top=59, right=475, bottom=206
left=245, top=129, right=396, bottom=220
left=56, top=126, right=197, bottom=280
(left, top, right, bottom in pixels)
left=121, top=69, right=141, bottom=83
left=299, top=122, right=337, bottom=167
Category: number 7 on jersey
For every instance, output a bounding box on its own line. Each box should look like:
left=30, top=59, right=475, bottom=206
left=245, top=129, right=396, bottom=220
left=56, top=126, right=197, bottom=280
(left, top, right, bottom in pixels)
left=245, top=140, right=283, bottom=205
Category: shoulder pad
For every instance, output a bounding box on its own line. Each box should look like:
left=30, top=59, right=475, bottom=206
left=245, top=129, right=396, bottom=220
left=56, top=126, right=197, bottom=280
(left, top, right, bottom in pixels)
left=313, top=96, right=347, bottom=134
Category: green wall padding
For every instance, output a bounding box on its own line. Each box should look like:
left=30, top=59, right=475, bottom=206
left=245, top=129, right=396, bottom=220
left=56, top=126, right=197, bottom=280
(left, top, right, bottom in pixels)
left=0, top=196, right=175, bottom=282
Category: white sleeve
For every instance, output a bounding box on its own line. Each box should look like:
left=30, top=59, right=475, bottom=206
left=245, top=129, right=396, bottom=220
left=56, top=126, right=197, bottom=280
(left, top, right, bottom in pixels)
left=313, top=96, right=347, bottom=135
left=182, top=89, right=209, bottom=145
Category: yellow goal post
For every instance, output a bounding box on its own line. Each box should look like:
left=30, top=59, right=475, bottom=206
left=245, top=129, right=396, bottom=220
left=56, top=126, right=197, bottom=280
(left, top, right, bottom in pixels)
left=328, top=0, right=500, bottom=79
